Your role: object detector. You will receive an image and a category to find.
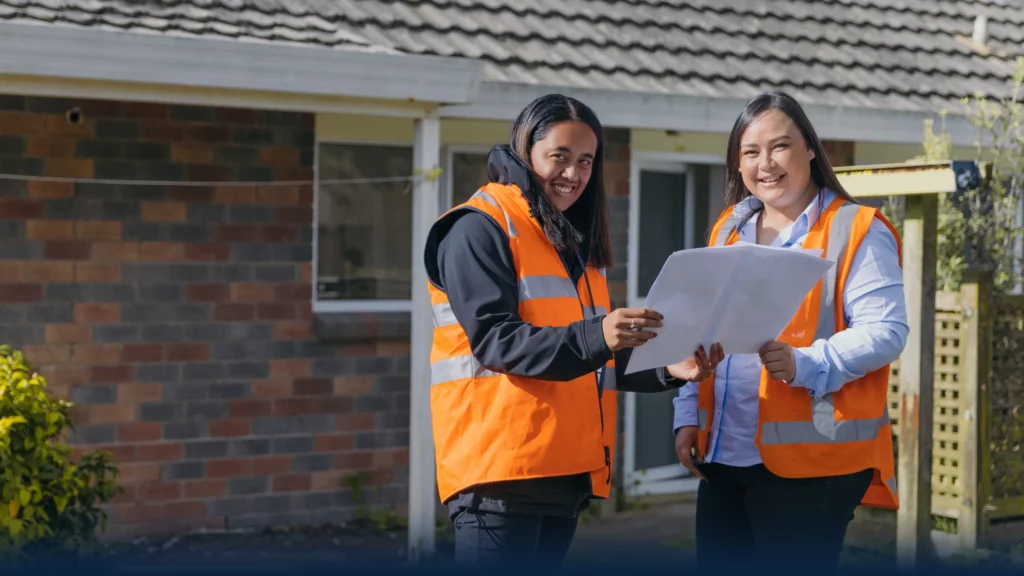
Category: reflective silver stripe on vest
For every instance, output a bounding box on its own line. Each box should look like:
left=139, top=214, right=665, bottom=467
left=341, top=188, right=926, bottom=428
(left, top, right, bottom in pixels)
left=603, top=368, right=617, bottom=391
left=473, top=189, right=518, bottom=238
left=714, top=213, right=740, bottom=246
left=886, top=474, right=898, bottom=494
left=814, top=203, right=861, bottom=342
left=761, top=402, right=891, bottom=445
left=519, top=275, right=577, bottom=302
left=431, top=354, right=500, bottom=386
left=432, top=302, right=457, bottom=328
left=698, top=408, right=708, bottom=430
left=583, top=305, right=608, bottom=320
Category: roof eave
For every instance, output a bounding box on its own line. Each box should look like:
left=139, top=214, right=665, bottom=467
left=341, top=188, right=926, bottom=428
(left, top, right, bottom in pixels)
left=0, top=21, right=484, bottom=106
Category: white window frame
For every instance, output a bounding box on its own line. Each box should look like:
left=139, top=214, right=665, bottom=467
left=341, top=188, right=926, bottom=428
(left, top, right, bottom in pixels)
left=623, top=150, right=726, bottom=497
left=442, top=144, right=493, bottom=212
left=312, top=138, right=416, bottom=313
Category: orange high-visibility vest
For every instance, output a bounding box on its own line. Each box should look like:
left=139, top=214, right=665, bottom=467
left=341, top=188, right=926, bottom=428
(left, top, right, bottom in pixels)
left=697, top=195, right=902, bottom=510
left=425, top=182, right=618, bottom=505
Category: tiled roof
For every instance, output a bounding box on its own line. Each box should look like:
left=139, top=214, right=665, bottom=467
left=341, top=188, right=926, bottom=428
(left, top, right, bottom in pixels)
left=2, top=0, right=1023, bottom=112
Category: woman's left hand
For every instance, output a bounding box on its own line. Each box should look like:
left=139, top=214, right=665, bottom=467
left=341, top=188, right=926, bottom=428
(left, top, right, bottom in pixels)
left=759, top=340, right=796, bottom=383
left=667, top=343, right=724, bottom=381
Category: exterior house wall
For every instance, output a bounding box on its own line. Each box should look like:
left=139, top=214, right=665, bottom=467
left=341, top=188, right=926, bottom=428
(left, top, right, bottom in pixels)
left=0, top=95, right=411, bottom=538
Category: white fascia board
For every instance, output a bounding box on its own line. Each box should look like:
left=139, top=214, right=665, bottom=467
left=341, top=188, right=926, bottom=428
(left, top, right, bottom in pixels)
left=440, top=81, right=977, bottom=147
left=0, top=21, right=484, bottom=105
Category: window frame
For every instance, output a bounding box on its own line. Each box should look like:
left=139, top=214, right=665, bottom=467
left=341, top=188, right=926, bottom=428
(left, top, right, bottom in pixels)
left=312, top=137, right=416, bottom=314
left=442, top=144, right=494, bottom=212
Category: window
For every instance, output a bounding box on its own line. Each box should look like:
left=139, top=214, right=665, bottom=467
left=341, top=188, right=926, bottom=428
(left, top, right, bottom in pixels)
left=316, top=142, right=413, bottom=306
left=446, top=149, right=490, bottom=209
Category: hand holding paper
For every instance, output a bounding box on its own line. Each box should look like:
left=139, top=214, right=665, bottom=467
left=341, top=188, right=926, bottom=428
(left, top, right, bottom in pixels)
left=624, top=243, right=835, bottom=375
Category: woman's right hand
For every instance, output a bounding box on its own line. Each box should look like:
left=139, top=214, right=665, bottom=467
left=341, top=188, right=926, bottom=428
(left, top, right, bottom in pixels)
left=601, top=308, right=663, bottom=352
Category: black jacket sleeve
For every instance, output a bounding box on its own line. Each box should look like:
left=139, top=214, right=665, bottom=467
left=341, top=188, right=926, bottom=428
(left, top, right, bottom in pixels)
left=436, top=210, right=684, bottom=392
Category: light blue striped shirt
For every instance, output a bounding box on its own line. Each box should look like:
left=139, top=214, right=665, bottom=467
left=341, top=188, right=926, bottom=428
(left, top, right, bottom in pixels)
left=672, top=189, right=909, bottom=466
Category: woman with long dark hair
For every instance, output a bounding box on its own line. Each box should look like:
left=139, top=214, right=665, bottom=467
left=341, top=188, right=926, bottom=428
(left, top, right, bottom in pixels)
left=424, top=94, right=722, bottom=566
left=673, top=90, right=908, bottom=570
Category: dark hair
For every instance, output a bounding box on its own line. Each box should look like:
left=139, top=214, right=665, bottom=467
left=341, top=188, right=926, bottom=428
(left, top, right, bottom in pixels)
left=722, top=90, right=857, bottom=230
left=508, top=94, right=613, bottom=269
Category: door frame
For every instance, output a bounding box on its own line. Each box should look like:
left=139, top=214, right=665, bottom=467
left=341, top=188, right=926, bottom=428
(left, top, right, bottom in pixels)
left=623, top=151, right=725, bottom=497
left=442, top=144, right=493, bottom=211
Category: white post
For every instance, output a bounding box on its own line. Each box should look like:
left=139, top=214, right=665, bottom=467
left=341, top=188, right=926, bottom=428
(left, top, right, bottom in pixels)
left=408, top=111, right=441, bottom=562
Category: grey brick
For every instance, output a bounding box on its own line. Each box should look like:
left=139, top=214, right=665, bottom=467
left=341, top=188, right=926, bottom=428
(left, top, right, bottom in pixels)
left=141, top=324, right=185, bottom=341
left=97, top=200, right=141, bottom=220
left=140, top=163, right=184, bottom=181
left=227, top=361, right=269, bottom=379
left=356, top=357, right=393, bottom=375
left=252, top=415, right=333, bottom=436
left=186, top=322, right=273, bottom=342
left=270, top=436, right=313, bottom=454
left=272, top=244, right=313, bottom=262
left=290, top=130, right=314, bottom=148
left=331, top=490, right=357, bottom=508
left=228, top=204, right=273, bottom=223
left=211, top=341, right=247, bottom=361
left=69, top=384, right=117, bottom=405
left=25, top=303, right=72, bottom=323
left=167, top=224, right=209, bottom=243
left=0, top=220, right=24, bottom=237
left=355, top=430, right=408, bottom=450
left=0, top=95, right=25, bottom=110
left=95, top=119, right=138, bottom=139
left=123, top=264, right=173, bottom=285
left=183, top=362, right=225, bottom=380
left=125, top=142, right=170, bottom=161
left=300, top=227, right=313, bottom=243
left=208, top=495, right=290, bottom=517
left=228, top=476, right=269, bottom=496
left=0, top=157, right=42, bottom=175
left=215, top=146, right=259, bottom=166
left=300, top=148, right=314, bottom=168
left=254, top=265, right=296, bottom=282
left=188, top=204, right=226, bottom=223
left=0, top=135, right=24, bottom=155
left=77, top=140, right=123, bottom=159
left=42, top=284, right=78, bottom=302
left=2, top=240, right=42, bottom=260
left=163, top=461, right=205, bottom=480
left=79, top=283, right=136, bottom=302
left=295, top=491, right=334, bottom=511
left=72, top=424, right=116, bottom=445
left=231, top=244, right=272, bottom=262
left=267, top=341, right=296, bottom=358
left=93, top=323, right=140, bottom=342
left=0, top=325, right=43, bottom=345
left=94, top=161, right=137, bottom=180
left=184, top=440, right=229, bottom=459
left=139, top=402, right=183, bottom=422
left=138, top=284, right=182, bottom=302
left=296, top=341, right=337, bottom=359
left=26, top=97, right=75, bottom=113
left=168, top=264, right=210, bottom=282
left=291, top=454, right=333, bottom=473
left=355, top=395, right=391, bottom=413
left=121, top=303, right=209, bottom=323
left=233, top=127, right=273, bottom=145
left=375, top=412, right=410, bottom=430
left=136, top=364, right=181, bottom=382
left=393, top=392, right=410, bottom=412
left=260, top=111, right=306, bottom=127
left=186, top=401, right=228, bottom=420
left=164, top=421, right=208, bottom=440
left=162, top=382, right=208, bottom=402
left=311, top=358, right=354, bottom=377
left=170, top=105, right=213, bottom=122
left=123, top=222, right=167, bottom=241
left=0, top=305, right=22, bottom=324
left=393, top=356, right=410, bottom=374
left=211, top=264, right=253, bottom=282
left=236, top=166, right=273, bottom=182
left=210, top=382, right=250, bottom=399
left=374, top=375, right=409, bottom=394
left=229, top=438, right=270, bottom=457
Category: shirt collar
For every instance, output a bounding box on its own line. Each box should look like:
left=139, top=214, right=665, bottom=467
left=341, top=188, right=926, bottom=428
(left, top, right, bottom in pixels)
left=735, top=188, right=835, bottom=246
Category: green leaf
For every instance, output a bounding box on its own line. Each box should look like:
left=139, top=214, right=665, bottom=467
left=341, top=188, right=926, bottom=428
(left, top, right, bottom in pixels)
left=17, top=489, right=29, bottom=507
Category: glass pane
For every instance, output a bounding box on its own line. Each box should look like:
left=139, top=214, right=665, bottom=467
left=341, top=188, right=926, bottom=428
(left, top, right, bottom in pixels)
left=635, top=388, right=684, bottom=471
left=638, top=170, right=687, bottom=297
left=317, top=143, right=413, bottom=301
left=451, top=152, right=489, bottom=207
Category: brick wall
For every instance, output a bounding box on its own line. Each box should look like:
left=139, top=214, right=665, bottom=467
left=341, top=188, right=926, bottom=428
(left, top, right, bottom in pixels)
left=0, top=95, right=409, bottom=537
left=603, top=127, right=630, bottom=310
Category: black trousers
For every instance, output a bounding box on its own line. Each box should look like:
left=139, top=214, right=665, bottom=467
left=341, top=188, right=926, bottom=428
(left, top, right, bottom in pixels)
left=696, top=463, right=873, bottom=571
left=452, top=510, right=578, bottom=567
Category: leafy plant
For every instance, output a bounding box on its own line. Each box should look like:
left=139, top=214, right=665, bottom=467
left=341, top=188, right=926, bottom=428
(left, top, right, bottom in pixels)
left=0, top=345, right=121, bottom=562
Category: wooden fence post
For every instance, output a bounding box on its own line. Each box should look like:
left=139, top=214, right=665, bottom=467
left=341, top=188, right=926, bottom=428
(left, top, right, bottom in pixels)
left=958, top=267, right=994, bottom=550
left=897, top=194, right=938, bottom=567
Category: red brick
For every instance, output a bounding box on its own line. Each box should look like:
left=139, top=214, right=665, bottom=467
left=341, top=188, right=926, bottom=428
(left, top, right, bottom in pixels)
left=123, top=102, right=169, bottom=120
left=92, top=241, right=139, bottom=261
left=274, top=206, right=312, bottom=224
left=294, top=378, right=332, bottom=396
left=373, top=449, right=410, bottom=467
left=140, top=121, right=185, bottom=140
left=71, top=344, right=120, bottom=364
left=185, top=243, right=230, bottom=261
left=136, top=482, right=181, bottom=501
left=258, top=225, right=299, bottom=243
left=273, top=398, right=313, bottom=415
left=272, top=473, right=311, bottom=492
left=27, top=181, right=74, bottom=198
left=334, top=451, right=373, bottom=469
left=76, top=99, right=122, bottom=118
left=0, top=199, right=44, bottom=218
left=187, top=125, right=230, bottom=143
left=43, top=157, right=93, bottom=178
left=274, top=322, right=312, bottom=340
left=74, top=302, right=120, bottom=323
left=335, top=412, right=375, bottom=431
left=273, top=283, right=310, bottom=301
left=214, top=108, right=257, bottom=125
left=91, top=365, right=134, bottom=383
left=89, top=403, right=137, bottom=423
left=142, top=202, right=186, bottom=222
left=166, top=186, right=214, bottom=202
left=257, top=302, right=295, bottom=320
left=140, top=242, right=185, bottom=261
left=184, top=479, right=226, bottom=499
left=0, top=261, right=24, bottom=281
left=255, top=185, right=299, bottom=204
left=111, top=485, right=136, bottom=505
left=215, top=223, right=257, bottom=242
left=27, top=137, right=76, bottom=158
left=24, top=262, right=74, bottom=282
left=299, top=186, right=313, bottom=205
left=252, top=377, right=292, bottom=398
left=230, top=283, right=273, bottom=302
left=209, top=419, right=250, bottom=438
left=136, top=443, right=182, bottom=462
left=314, top=434, right=354, bottom=452
left=207, top=458, right=249, bottom=477
left=228, top=400, right=271, bottom=418
left=166, top=343, right=209, bottom=362
left=26, top=219, right=74, bottom=239
left=117, top=383, right=163, bottom=404
left=338, top=343, right=375, bottom=356
left=333, top=376, right=374, bottom=395
left=45, top=323, right=90, bottom=343
left=187, top=284, right=229, bottom=302
left=269, top=359, right=310, bottom=377
left=297, top=301, right=312, bottom=320
left=0, top=283, right=42, bottom=302
left=164, top=501, right=206, bottom=520
left=213, top=303, right=253, bottom=321
left=44, top=240, right=90, bottom=260
left=311, top=397, right=354, bottom=414
left=21, top=344, right=71, bottom=364
left=39, top=363, right=89, bottom=386
left=251, top=456, right=290, bottom=475
left=297, top=263, right=313, bottom=283
left=75, top=220, right=122, bottom=241
left=122, top=344, right=164, bottom=362
left=188, top=164, right=231, bottom=181
left=116, top=463, right=160, bottom=484
left=118, top=422, right=163, bottom=443
left=170, top=143, right=215, bottom=164
left=74, top=263, right=122, bottom=282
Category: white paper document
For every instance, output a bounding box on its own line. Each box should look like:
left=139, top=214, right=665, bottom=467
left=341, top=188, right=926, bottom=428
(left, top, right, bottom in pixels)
left=623, top=243, right=835, bottom=375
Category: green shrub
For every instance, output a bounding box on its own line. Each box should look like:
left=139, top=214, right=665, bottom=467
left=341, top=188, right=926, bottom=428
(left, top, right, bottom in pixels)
left=0, top=345, right=121, bottom=561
